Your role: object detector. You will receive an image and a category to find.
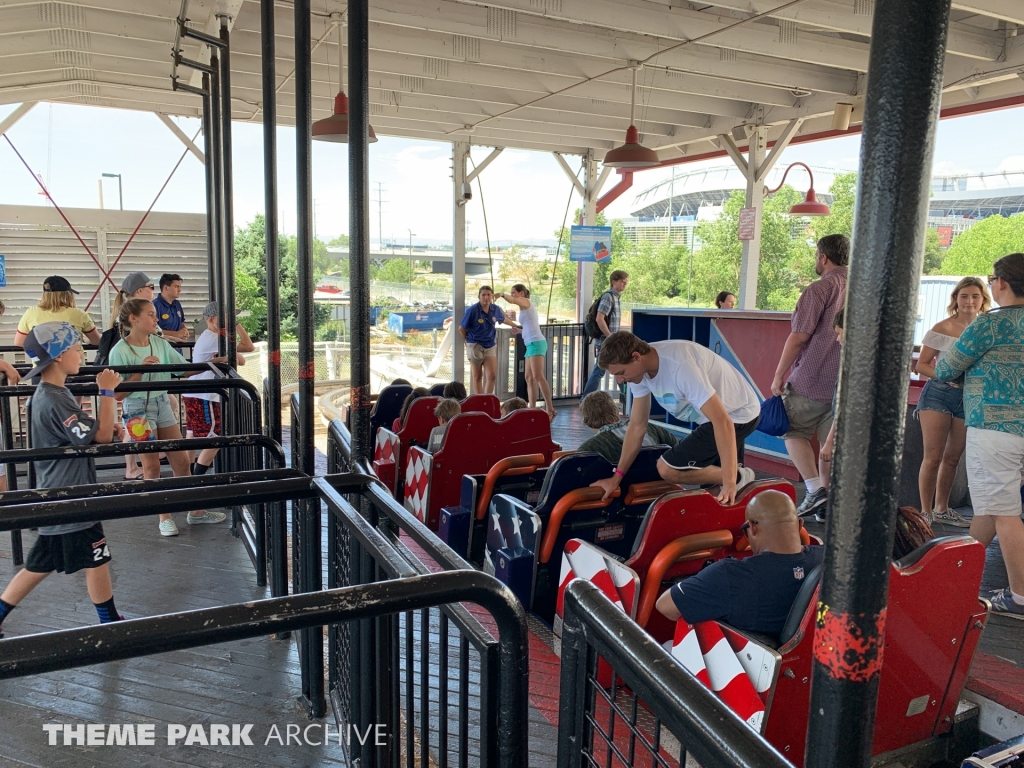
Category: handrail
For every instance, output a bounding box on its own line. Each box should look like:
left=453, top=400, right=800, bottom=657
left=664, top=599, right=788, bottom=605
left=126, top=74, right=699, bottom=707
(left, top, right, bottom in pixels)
left=624, top=480, right=682, bottom=506
left=539, top=486, right=621, bottom=563
left=634, top=530, right=734, bottom=628
left=0, top=376, right=260, bottom=400
left=0, top=570, right=530, bottom=768
left=558, top=580, right=791, bottom=768
left=0, top=434, right=285, bottom=470
left=475, top=453, right=546, bottom=519
left=0, top=473, right=313, bottom=532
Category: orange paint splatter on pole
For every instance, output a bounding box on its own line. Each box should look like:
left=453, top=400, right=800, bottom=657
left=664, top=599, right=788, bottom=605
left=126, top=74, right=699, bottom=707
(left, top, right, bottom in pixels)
left=269, top=350, right=281, bottom=365
left=297, top=361, right=316, bottom=379
left=813, top=602, right=886, bottom=682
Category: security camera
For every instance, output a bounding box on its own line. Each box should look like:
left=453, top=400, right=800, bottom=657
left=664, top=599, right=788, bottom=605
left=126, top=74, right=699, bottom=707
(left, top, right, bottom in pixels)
left=457, top=182, right=473, bottom=206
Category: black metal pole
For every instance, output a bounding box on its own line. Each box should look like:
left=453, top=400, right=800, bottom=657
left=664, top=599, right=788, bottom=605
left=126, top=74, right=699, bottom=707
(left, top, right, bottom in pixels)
left=218, top=18, right=237, bottom=372
left=805, top=2, right=952, bottom=766
left=201, top=73, right=217, bottom=298
left=349, top=0, right=371, bottom=466
left=208, top=54, right=224, bottom=344
left=294, top=0, right=324, bottom=718
left=260, top=0, right=286, bottom=599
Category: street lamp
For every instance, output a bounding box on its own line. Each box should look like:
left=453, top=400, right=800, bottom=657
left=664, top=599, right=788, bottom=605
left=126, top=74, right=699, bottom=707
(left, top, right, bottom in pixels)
left=101, top=173, right=123, bottom=210
left=407, top=229, right=415, bottom=257
left=765, top=162, right=831, bottom=216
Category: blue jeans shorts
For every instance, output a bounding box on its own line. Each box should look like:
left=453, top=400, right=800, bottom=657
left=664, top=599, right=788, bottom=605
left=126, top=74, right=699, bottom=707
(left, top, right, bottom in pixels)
left=122, top=394, right=178, bottom=442
left=915, top=379, right=964, bottom=420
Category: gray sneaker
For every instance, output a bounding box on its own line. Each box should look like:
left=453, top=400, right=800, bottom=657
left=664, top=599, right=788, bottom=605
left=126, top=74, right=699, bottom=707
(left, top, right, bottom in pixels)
left=736, top=466, right=757, bottom=496
left=932, top=508, right=971, bottom=528
left=797, top=487, right=828, bottom=517
left=988, top=588, right=1024, bottom=618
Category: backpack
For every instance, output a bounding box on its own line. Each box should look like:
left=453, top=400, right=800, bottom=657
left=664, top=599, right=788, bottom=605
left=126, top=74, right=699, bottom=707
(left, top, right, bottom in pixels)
left=584, top=290, right=615, bottom=340
left=93, top=325, right=121, bottom=367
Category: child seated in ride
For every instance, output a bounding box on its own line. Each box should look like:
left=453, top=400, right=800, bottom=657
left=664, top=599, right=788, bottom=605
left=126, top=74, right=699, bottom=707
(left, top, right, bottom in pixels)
left=443, top=381, right=467, bottom=400
left=0, top=322, right=124, bottom=638
left=427, top=398, right=461, bottom=453
left=577, top=391, right=678, bottom=464
left=501, top=397, right=527, bottom=417
left=393, top=387, right=430, bottom=432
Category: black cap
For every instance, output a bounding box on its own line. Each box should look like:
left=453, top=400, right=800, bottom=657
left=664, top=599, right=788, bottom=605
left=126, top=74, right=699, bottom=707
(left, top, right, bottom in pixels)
left=43, top=276, right=78, bottom=294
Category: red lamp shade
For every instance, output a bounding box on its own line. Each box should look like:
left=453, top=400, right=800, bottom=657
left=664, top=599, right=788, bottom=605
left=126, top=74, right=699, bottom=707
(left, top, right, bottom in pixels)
left=312, top=92, right=378, bottom=143
left=603, top=125, right=659, bottom=169
left=789, top=187, right=830, bottom=216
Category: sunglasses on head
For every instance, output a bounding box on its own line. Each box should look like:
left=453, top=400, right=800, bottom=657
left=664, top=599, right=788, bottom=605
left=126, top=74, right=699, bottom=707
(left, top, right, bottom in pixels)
left=740, top=520, right=755, bottom=534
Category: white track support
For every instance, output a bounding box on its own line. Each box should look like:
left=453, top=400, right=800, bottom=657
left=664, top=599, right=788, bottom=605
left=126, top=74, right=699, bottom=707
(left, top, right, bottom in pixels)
left=0, top=102, right=38, bottom=137
left=577, top=150, right=607, bottom=321
left=156, top=113, right=205, bottom=163
left=452, top=140, right=470, bottom=384
left=553, top=152, right=586, bottom=198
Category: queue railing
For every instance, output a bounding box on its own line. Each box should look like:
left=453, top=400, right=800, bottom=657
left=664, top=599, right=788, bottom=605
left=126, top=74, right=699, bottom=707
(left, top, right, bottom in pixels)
left=558, top=579, right=791, bottom=768
left=0, top=435, right=287, bottom=589
left=508, top=322, right=590, bottom=401
left=0, top=468, right=530, bottom=768
left=325, top=418, right=521, bottom=768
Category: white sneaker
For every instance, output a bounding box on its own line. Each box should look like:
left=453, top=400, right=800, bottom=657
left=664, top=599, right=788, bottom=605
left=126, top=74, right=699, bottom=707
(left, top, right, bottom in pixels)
left=159, top=519, right=179, bottom=537
left=736, top=466, right=757, bottom=495
left=187, top=510, right=227, bottom=525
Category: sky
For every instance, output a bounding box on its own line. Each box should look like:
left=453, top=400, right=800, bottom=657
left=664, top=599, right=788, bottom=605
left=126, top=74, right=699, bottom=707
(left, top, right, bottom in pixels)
left=3, top=100, right=1024, bottom=246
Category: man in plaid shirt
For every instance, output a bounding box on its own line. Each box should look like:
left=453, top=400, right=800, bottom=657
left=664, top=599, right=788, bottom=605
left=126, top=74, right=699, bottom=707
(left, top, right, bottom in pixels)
left=771, top=234, right=849, bottom=520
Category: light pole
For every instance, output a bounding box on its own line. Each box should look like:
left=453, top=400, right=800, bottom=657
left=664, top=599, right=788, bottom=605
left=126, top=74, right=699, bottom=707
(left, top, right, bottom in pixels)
left=101, top=173, right=122, bottom=210
left=407, top=229, right=415, bottom=257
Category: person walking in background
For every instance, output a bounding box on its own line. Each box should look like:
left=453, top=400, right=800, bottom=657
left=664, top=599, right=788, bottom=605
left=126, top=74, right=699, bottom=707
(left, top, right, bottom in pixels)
left=153, top=273, right=190, bottom=342
left=936, top=253, right=1024, bottom=617
left=497, top=285, right=555, bottom=420
left=458, top=286, right=505, bottom=395
left=185, top=302, right=255, bottom=476
left=770, top=234, right=849, bottom=520
left=109, top=298, right=225, bottom=536
left=14, top=276, right=101, bottom=347
left=715, top=291, right=736, bottom=309
left=582, top=270, right=629, bottom=397
left=914, top=277, right=990, bottom=527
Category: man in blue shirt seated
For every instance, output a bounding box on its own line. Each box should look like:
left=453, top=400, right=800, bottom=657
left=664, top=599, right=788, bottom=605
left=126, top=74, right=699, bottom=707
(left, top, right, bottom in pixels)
left=656, top=490, right=823, bottom=638
left=152, top=273, right=189, bottom=342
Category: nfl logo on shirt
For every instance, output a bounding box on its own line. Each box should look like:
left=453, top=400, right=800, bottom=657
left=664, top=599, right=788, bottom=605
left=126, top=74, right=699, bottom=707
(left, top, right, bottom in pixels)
left=793, top=567, right=805, bottom=580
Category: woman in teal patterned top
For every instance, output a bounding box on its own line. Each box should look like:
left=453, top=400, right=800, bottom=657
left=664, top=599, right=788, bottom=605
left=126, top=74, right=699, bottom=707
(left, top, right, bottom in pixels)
left=936, top=253, right=1024, bottom=617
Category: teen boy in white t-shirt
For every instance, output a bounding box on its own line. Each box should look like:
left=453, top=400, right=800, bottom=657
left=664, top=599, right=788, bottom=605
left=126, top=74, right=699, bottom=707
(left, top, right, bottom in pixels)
left=591, top=331, right=761, bottom=506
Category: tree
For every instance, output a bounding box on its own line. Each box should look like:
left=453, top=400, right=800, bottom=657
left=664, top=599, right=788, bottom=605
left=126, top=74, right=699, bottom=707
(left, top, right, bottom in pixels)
left=809, top=172, right=857, bottom=242
left=941, top=213, right=1024, bottom=275
left=498, top=245, right=550, bottom=291
left=376, top=258, right=414, bottom=283
left=233, top=215, right=331, bottom=342
left=689, top=187, right=815, bottom=310
left=922, top=228, right=943, bottom=274
left=553, top=211, right=623, bottom=301
left=327, top=234, right=350, bottom=247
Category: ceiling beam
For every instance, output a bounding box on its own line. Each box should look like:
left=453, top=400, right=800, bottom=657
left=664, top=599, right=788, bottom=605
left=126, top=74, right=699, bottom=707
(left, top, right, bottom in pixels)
left=0, top=101, right=38, bottom=136
left=155, top=112, right=205, bottom=162
left=951, top=0, right=1024, bottom=25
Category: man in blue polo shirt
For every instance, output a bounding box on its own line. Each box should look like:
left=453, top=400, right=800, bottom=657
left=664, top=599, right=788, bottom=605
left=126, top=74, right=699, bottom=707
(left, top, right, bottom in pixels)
left=655, top=490, right=823, bottom=638
left=458, top=285, right=505, bottom=394
left=153, top=274, right=189, bottom=342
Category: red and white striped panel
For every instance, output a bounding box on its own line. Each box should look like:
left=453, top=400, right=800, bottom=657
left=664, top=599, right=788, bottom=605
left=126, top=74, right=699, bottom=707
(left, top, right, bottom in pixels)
left=403, top=447, right=432, bottom=524
left=693, top=622, right=766, bottom=731
left=374, top=428, right=399, bottom=463
left=719, top=624, right=777, bottom=699
left=669, top=621, right=711, bottom=688
left=554, top=539, right=640, bottom=637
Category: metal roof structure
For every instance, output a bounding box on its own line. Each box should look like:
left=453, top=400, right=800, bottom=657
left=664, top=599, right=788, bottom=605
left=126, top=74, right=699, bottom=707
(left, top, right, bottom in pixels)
left=2, top=1, right=1024, bottom=160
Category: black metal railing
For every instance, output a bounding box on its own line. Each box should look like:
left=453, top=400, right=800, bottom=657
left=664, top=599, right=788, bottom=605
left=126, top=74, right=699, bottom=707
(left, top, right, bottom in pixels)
left=0, top=436, right=287, bottom=589
left=557, top=579, right=791, bottom=768
left=0, top=569, right=528, bottom=768
left=510, top=322, right=589, bottom=401
left=325, top=419, right=525, bottom=768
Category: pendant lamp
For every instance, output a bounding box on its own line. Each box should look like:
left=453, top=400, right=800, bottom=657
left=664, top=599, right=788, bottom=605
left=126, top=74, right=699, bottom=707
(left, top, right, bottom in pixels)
left=603, top=67, right=659, bottom=169
left=766, top=161, right=831, bottom=216
left=312, top=20, right=377, bottom=143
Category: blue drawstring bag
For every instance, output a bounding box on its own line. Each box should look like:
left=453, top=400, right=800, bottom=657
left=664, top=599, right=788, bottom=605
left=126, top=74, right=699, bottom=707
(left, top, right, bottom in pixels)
left=757, top=395, right=790, bottom=437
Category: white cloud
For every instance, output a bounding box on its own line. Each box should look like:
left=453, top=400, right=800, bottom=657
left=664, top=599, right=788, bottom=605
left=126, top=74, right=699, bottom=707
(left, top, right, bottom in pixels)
left=994, top=156, right=1024, bottom=173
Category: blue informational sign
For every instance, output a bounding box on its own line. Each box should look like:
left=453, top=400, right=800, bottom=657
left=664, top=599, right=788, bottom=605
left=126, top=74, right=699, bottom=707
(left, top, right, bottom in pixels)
left=0, top=255, right=6, bottom=288
left=569, top=225, right=613, bottom=263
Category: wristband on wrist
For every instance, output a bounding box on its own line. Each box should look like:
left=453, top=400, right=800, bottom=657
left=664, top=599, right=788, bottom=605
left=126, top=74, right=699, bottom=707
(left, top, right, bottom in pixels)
left=98, top=389, right=116, bottom=398
left=613, top=468, right=625, bottom=478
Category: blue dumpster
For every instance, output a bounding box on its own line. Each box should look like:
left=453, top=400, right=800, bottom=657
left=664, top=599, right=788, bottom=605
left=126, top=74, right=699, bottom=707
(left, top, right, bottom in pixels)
left=388, top=310, right=451, bottom=336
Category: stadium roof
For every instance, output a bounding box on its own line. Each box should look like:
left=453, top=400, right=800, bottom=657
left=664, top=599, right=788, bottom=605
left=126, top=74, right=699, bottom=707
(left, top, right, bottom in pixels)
left=2, top=1, right=1024, bottom=159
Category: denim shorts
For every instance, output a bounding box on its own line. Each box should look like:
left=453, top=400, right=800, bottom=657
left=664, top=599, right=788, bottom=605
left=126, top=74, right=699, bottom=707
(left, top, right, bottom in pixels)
left=524, top=339, right=547, bottom=358
left=122, top=393, right=178, bottom=442
left=915, top=379, right=964, bottom=420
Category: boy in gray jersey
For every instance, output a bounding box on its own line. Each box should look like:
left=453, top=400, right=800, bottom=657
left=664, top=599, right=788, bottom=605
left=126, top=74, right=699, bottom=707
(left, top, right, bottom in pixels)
left=0, top=322, right=123, bottom=638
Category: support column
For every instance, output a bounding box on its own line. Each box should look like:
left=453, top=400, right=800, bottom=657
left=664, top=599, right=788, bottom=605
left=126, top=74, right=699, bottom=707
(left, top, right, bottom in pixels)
left=218, top=18, right=237, bottom=371
left=452, top=140, right=469, bottom=384
left=261, top=0, right=282, bottom=450
left=0, top=102, right=37, bottom=137
left=805, top=1, right=951, bottom=766
left=577, top=151, right=598, bottom=321
left=738, top=126, right=766, bottom=310
left=201, top=73, right=218, bottom=299
left=208, top=57, right=224, bottom=324
left=350, top=0, right=372, bottom=466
